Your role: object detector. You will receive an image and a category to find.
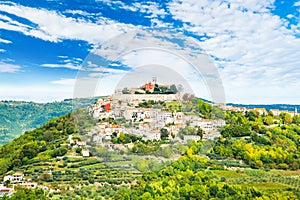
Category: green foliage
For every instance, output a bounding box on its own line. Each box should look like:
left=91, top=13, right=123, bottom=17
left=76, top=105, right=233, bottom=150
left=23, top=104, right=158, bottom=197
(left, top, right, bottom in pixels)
left=221, top=124, right=252, bottom=137
left=111, top=132, right=141, bottom=144
left=113, top=152, right=298, bottom=199
left=0, top=98, right=98, bottom=145
left=0, top=109, right=96, bottom=175
left=138, top=100, right=166, bottom=109
left=2, top=188, right=46, bottom=200
left=214, top=125, right=300, bottom=169
left=280, top=113, right=293, bottom=124
left=169, top=84, right=178, bottom=94
left=292, top=115, right=300, bottom=124
left=263, top=116, right=274, bottom=125
left=131, top=141, right=161, bottom=154
left=52, top=147, right=68, bottom=157
left=160, top=128, right=169, bottom=140
left=75, top=147, right=82, bottom=154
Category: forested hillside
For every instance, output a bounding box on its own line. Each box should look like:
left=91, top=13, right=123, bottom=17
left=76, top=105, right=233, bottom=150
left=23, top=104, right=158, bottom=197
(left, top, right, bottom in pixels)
left=0, top=98, right=98, bottom=145
left=0, top=109, right=97, bottom=175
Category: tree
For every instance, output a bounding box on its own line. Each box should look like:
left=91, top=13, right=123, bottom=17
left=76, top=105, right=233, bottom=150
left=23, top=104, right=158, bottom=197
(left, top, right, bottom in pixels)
left=263, top=116, right=273, bottom=126
left=75, top=147, right=82, bottom=154
left=21, top=142, right=39, bottom=159
left=221, top=124, right=251, bottom=137
left=0, top=158, right=11, bottom=175
left=160, top=128, right=169, bottom=140
left=293, top=115, right=300, bottom=124
left=281, top=113, right=292, bottom=124
left=197, top=127, right=204, bottom=139
left=52, top=147, right=67, bottom=157
left=245, top=111, right=258, bottom=121
left=8, top=188, right=46, bottom=200
left=170, top=84, right=178, bottom=94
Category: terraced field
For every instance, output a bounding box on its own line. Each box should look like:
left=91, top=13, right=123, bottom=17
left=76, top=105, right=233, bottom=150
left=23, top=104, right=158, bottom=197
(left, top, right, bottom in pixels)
left=211, top=169, right=300, bottom=193
left=14, top=156, right=143, bottom=199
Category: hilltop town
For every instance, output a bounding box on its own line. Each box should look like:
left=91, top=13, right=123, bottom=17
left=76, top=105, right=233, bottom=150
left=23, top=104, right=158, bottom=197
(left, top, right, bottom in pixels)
left=82, top=79, right=226, bottom=152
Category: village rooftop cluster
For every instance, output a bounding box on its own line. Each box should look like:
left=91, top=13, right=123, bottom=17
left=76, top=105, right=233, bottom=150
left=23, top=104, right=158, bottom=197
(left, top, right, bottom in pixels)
left=82, top=79, right=226, bottom=151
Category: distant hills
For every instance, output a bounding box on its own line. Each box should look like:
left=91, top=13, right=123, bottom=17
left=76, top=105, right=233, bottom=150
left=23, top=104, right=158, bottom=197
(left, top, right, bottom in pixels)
left=200, top=97, right=300, bottom=112
left=227, top=103, right=300, bottom=112
left=0, top=97, right=99, bottom=145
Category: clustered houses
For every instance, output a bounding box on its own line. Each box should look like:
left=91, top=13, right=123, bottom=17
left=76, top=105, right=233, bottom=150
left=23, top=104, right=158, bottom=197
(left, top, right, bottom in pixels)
left=88, top=97, right=113, bottom=119
left=226, top=106, right=249, bottom=113
left=86, top=81, right=226, bottom=149
left=0, top=173, right=48, bottom=197
left=269, top=108, right=298, bottom=117
left=68, top=135, right=90, bottom=157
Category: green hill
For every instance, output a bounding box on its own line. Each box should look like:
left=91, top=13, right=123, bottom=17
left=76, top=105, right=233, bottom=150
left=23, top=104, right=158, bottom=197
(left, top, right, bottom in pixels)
left=1, top=99, right=300, bottom=199
left=0, top=98, right=98, bottom=145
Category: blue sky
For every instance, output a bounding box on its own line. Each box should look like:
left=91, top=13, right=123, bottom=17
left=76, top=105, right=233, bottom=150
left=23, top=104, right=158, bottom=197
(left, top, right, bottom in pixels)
left=0, top=0, right=300, bottom=104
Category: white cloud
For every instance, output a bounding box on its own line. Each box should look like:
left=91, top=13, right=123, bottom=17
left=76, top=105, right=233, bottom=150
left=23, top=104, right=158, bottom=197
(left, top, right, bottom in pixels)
left=102, top=1, right=167, bottom=19
left=41, top=56, right=85, bottom=70
left=0, top=49, right=5, bottom=52
left=167, top=0, right=300, bottom=104
left=294, top=1, right=300, bottom=7
left=0, top=38, right=12, bottom=44
left=88, top=68, right=128, bottom=77
left=0, top=3, right=134, bottom=43
left=131, top=2, right=167, bottom=18
left=41, top=63, right=81, bottom=70
left=0, top=62, right=21, bottom=73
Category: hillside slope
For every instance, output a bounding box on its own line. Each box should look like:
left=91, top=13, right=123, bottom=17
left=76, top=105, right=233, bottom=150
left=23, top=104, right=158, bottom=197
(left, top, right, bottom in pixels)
left=0, top=98, right=98, bottom=145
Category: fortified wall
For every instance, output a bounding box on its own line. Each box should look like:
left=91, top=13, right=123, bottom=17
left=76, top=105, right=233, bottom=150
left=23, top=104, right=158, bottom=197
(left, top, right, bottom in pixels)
left=112, top=93, right=179, bottom=102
